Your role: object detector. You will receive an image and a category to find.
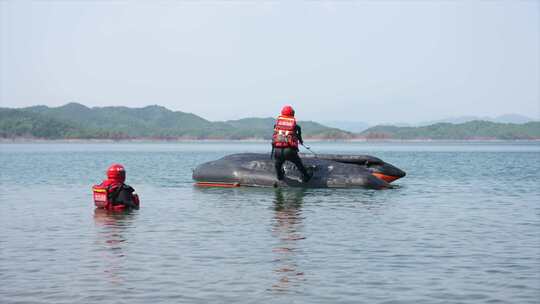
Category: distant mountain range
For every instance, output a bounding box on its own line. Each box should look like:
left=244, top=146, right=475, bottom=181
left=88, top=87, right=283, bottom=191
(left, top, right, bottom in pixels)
left=320, top=121, right=371, bottom=133
left=360, top=121, right=540, bottom=140
left=417, top=114, right=538, bottom=126
left=0, top=103, right=351, bottom=140
left=324, top=114, right=538, bottom=132
left=1, top=103, right=539, bottom=140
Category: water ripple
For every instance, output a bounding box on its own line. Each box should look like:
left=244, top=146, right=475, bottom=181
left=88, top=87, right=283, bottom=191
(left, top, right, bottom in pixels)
left=1, top=142, right=539, bottom=304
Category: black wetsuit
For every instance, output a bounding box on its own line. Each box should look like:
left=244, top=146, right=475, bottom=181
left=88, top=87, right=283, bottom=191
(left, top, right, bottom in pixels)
left=272, top=125, right=311, bottom=181
left=110, top=184, right=139, bottom=209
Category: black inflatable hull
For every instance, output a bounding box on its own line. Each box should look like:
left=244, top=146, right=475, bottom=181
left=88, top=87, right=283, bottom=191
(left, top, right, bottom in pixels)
left=193, top=153, right=405, bottom=189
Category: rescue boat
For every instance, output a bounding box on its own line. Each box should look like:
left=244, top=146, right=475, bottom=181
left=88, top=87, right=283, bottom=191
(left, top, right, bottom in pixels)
left=193, top=153, right=405, bottom=189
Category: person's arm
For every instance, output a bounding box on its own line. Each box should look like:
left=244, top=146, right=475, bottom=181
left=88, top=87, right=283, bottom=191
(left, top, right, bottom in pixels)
left=296, top=125, right=304, bottom=145
left=116, top=185, right=136, bottom=208
left=271, top=124, right=276, bottom=158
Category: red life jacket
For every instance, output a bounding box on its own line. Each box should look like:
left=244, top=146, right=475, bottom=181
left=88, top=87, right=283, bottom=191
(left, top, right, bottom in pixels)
left=92, top=180, right=140, bottom=211
left=272, top=115, right=299, bottom=148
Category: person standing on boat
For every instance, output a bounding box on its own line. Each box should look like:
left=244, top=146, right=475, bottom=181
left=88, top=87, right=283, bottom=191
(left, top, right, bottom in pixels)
left=271, top=105, right=312, bottom=182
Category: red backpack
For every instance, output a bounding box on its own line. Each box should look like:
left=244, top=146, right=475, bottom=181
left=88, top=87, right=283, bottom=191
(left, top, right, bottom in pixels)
left=272, top=115, right=299, bottom=148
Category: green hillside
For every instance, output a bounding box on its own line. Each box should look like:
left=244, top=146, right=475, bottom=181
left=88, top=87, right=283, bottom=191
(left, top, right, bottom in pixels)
left=0, top=108, right=80, bottom=139
left=0, top=108, right=131, bottom=139
left=3, top=104, right=538, bottom=140
left=24, top=103, right=216, bottom=138
left=1, top=103, right=351, bottom=140
left=361, top=121, right=540, bottom=140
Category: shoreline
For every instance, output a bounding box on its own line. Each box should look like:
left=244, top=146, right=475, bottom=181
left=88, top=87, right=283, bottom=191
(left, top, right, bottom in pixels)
left=1, top=138, right=540, bottom=144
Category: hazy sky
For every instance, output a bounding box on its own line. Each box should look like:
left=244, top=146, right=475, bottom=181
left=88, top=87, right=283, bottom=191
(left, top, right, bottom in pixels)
left=1, top=1, right=539, bottom=124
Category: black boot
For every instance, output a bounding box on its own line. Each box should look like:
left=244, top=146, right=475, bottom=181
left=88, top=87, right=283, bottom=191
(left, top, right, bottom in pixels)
left=301, top=168, right=313, bottom=183
left=276, top=169, right=285, bottom=181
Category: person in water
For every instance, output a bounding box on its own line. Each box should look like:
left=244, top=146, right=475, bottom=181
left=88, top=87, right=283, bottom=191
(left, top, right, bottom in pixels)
left=272, top=105, right=312, bottom=183
left=92, top=164, right=140, bottom=210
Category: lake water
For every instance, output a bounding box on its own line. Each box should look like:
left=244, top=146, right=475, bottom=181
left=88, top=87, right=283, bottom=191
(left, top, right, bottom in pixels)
left=1, top=142, right=539, bottom=304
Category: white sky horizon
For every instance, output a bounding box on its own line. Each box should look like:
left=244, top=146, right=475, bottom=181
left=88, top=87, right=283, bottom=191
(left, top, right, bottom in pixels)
left=1, top=1, right=539, bottom=125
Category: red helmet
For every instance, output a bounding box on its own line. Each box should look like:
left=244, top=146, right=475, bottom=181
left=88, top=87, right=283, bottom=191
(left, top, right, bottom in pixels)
left=107, top=163, right=126, bottom=182
left=281, top=105, right=295, bottom=117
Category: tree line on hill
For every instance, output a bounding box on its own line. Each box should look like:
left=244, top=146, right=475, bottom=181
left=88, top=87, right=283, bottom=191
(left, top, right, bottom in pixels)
left=360, top=121, right=540, bottom=140
left=1, top=103, right=538, bottom=140
left=0, top=103, right=350, bottom=140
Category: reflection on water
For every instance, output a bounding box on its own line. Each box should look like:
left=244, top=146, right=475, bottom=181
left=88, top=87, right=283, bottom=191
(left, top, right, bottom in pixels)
left=93, top=209, right=138, bottom=285
left=271, top=189, right=306, bottom=292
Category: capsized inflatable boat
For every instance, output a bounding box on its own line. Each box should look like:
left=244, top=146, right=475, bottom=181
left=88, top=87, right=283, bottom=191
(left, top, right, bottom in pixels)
left=193, top=153, right=405, bottom=189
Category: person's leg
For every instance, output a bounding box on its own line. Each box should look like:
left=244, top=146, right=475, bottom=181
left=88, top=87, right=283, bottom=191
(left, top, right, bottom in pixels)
left=274, top=148, right=285, bottom=180
left=285, top=148, right=311, bottom=182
